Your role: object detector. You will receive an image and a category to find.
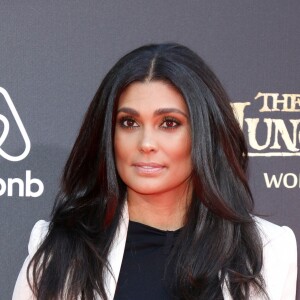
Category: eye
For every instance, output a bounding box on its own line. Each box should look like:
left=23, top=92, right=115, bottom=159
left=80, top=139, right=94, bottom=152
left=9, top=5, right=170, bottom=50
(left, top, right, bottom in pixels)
left=161, top=117, right=180, bottom=129
left=119, top=117, right=139, bottom=128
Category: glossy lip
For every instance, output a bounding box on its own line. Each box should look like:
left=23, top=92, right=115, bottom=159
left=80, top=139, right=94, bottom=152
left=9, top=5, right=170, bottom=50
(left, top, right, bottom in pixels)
left=132, top=162, right=165, bottom=175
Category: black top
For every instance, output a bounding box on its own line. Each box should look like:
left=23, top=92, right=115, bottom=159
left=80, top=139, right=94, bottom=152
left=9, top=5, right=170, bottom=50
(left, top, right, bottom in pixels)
left=114, top=220, right=181, bottom=300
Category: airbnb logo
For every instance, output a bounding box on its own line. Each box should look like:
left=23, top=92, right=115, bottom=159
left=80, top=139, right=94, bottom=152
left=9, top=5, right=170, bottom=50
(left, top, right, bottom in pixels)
left=0, top=87, right=44, bottom=198
left=0, top=87, right=31, bottom=161
left=0, top=171, right=44, bottom=197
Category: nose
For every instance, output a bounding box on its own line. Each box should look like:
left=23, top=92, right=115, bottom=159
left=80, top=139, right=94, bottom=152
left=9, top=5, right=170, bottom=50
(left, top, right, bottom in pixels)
left=138, top=127, right=157, bottom=153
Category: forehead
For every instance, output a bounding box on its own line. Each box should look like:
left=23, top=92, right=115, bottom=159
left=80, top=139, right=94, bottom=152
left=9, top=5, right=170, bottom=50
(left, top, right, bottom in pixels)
left=118, top=81, right=188, bottom=113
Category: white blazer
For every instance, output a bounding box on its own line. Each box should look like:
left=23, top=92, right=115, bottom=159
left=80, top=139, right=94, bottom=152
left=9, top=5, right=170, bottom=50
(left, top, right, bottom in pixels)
left=13, top=205, right=297, bottom=300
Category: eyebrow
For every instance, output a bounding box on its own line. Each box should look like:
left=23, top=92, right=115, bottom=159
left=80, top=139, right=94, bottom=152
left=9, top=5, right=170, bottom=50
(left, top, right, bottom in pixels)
left=117, top=107, right=188, bottom=118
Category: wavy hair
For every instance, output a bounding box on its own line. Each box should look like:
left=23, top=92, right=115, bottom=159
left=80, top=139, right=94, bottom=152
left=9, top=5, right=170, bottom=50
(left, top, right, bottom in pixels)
left=28, top=43, right=267, bottom=299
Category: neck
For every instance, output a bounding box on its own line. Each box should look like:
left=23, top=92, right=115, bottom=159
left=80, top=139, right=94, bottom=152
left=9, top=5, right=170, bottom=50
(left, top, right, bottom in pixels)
left=127, top=187, right=192, bottom=231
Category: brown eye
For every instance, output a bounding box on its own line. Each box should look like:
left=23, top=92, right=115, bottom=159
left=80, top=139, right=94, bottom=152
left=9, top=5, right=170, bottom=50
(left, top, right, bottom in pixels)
left=119, top=117, right=138, bottom=128
left=165, top=120, right=176, bottom=127
left=124, top=120, right=135, bottom=127
left=161, top=118, right=180, bottom=129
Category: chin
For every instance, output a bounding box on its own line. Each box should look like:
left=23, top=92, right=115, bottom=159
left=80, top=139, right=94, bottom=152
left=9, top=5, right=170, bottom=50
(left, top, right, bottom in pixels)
left=127, top=185, right=166, bottom=196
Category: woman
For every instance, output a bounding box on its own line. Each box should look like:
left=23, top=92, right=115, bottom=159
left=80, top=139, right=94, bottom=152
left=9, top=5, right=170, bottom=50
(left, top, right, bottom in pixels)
left=13, top=43, right=297, bottom=300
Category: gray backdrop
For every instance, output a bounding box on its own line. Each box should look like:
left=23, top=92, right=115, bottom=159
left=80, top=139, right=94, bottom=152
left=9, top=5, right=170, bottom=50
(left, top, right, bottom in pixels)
left=0, top=1, right=299, bottom=299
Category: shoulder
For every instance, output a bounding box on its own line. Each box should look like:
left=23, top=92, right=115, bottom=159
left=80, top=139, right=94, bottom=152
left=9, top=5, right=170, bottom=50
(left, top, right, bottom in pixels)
left=253, top=216, right=296, bottom=246
left=28, top=220, right=50, bottom=256
left=252, top=217, right=297, bottom=300
left=12, top=220, right=50, bottom=300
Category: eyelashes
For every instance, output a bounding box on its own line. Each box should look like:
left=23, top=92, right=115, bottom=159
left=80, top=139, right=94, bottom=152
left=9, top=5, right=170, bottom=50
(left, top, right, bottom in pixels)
left=119, top=117, right=139, bottom=128
left=118, top=116, right=181, bottom=130
left=161, top=117, right=181, bottom=129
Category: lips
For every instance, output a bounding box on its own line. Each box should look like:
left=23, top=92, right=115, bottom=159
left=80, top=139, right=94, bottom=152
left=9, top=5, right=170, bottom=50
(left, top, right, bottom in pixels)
left=132, top=162, right=165, bottom=175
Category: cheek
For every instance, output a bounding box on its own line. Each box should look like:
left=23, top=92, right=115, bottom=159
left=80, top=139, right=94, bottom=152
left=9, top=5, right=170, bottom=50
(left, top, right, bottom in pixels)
left=114, top=133, right=132, bottom=169
left=175, top=138, right=192, bottom=173
left=166, top=133, right=191, bottom=160
left=114, top=138, right=123, bottom=167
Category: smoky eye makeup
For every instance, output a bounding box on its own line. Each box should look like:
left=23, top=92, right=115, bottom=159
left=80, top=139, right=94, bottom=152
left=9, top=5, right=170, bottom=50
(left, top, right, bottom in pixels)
left=117, top=116, right=139, bottom=128
left=160, top=116, right=182, bottom=129
left=116, top=114, right=186, bottom=130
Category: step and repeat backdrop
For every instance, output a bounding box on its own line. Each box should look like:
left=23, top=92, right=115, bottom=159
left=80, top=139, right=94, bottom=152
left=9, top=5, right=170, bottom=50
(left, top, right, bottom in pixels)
left=0, top=1, right=299, bottom=299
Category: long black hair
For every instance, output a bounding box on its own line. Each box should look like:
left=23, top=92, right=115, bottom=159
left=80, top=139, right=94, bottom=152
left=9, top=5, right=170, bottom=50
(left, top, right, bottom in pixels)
left=28, top=43, right=267, bottom=299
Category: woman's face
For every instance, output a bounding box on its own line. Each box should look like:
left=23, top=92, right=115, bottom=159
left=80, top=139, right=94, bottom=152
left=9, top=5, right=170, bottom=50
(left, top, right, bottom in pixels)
left=114, top=81, right=192, bottom=197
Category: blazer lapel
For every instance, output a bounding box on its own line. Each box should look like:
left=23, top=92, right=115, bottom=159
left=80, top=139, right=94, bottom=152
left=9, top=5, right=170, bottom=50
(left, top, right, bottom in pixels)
left=104, top=203, right=129, bottom=300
